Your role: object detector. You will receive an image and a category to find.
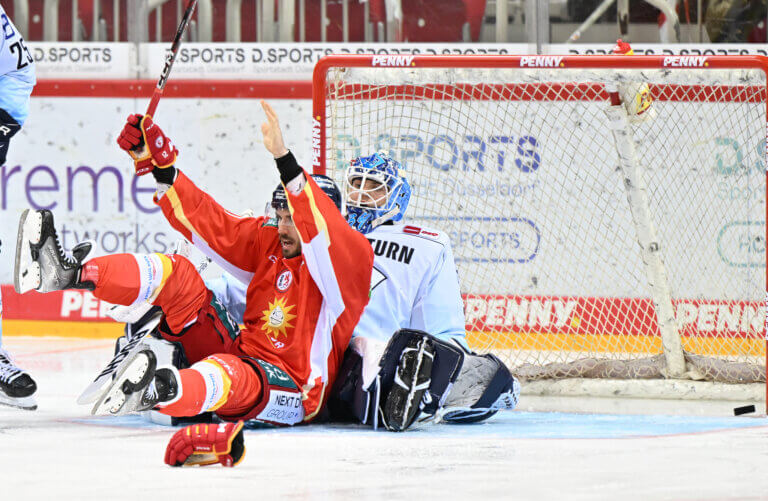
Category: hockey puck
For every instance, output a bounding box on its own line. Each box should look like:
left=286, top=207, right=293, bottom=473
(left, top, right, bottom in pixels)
left=733, top=405, right=755, bottom=416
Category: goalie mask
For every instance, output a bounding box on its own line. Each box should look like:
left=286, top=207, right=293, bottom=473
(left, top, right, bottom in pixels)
left=344, top=152, right=411, bottom=235
left=268, top=174, right=342, bottom=221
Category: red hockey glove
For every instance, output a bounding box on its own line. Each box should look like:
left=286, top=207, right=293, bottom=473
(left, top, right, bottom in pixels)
left=613, top=39, right=634, bottom=55
left=164, top=421, right=245, bottom=467
left=117, top=114, right=178, bottom=176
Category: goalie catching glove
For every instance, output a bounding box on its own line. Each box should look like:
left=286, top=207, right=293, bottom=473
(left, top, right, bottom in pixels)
left=117, top=114, right=178, bottom=176
left=164, top=421, right=246, bottom=467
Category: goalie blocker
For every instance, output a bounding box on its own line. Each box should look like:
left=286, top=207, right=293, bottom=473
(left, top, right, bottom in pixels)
left=327, top=329, right=519, bottom=431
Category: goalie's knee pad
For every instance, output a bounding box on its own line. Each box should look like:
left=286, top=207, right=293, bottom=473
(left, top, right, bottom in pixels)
left=377, top=329, right=465, bottom=424
left=441, top=351, right=520, bottom=424
left=326, top=329, right=465, bottom=430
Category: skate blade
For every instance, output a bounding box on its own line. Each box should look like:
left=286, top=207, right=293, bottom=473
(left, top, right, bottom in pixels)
left=0, top=393, right=38, bottom=411
left=14, top=209, right=43, bottom=294
left=91, top=351, right=154, bottom=416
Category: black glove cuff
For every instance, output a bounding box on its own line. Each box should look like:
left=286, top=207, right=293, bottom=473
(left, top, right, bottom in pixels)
left=275, top=151, right=303, bottom=185
left=0, top=108, right=21, bottom=140
left=152, top=166, right=177, bottom=185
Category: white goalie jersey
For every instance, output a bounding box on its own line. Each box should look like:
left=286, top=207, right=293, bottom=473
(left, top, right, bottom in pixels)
left=206, top=222, right=467, bottom=344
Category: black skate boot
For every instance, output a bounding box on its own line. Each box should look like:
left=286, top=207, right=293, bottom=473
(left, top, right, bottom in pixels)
left=137, top=366, right=180, bottom=411
left=91, top=349, right=179, bottom=416
left=0, top=348, right=38, bottom=411
left=382, top=336, right=435, bottom=431
left=14, top=209, right=93, bottom=294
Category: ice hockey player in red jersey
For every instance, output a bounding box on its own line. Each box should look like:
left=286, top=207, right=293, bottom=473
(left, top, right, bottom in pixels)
left=14, top=101, right=373, bottom=442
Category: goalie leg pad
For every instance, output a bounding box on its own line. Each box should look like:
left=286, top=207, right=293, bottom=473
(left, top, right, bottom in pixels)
left=325, top=330, right=465, bottom=429
left=382, top=334, right=435, bottom=431
left=377, top=329, right=465, bottom=419
left=442, top=352, right=521, bottom=424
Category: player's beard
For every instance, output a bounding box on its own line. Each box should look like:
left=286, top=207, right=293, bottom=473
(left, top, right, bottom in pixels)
left=279, top=233, right=301, bottom=258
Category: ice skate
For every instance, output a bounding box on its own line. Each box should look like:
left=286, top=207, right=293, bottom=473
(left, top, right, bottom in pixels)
left=91, top=349, right=179, bottom=416
left=0, top=348, right=37, bottom=411
left=382, top=336, right=434, bottom=431
left=14, top=209, right=93, bottom=294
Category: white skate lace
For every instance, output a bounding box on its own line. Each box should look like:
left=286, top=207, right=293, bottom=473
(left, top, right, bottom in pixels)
left=55, top=237, right=77, bottom=267
left=143, top=379, right=159, bottom=403
left=0, top=349, right=25, bottom=383
left=41, top=216, right=78, bottom=267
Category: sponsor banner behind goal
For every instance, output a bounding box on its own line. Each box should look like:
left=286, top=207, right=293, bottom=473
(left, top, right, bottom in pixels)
left=464, top=294, right=764, bottom=357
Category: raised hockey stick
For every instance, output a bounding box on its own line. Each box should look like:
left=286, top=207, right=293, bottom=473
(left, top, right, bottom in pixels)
left=146, top=0, right=198, bottom=118
left=128, top=0, right=198, bottom=166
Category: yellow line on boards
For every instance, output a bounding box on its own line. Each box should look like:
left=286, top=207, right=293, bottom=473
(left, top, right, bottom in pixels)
left=2, top=319, right=124, bottom=339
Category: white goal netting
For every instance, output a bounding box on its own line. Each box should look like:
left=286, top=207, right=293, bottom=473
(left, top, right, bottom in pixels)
left=316, top=56, right=767, bottom=397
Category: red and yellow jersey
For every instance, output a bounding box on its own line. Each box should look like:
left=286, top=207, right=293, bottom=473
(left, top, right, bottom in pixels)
left=155, top=171, right=373, bottom=421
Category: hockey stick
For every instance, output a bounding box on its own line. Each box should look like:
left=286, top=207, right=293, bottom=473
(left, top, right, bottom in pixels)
left=128, top=0, right=198, bottom=165
left=146, top=0, right=198, bottom=118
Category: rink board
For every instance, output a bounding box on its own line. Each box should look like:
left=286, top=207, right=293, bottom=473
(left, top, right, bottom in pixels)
left=2, top=286, right=764, bottom=358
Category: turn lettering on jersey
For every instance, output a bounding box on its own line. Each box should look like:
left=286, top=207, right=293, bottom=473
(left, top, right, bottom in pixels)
left=367, top=237, right=415, bottom=264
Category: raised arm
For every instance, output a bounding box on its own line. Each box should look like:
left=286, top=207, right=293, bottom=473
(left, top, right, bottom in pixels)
left=116, top=114, right=266, bottom=278
left=259, top=100, right=373, bottom=320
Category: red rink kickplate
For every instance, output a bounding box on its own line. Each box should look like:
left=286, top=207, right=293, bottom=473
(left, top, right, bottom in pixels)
left=2, top=285, right=122, bottom=338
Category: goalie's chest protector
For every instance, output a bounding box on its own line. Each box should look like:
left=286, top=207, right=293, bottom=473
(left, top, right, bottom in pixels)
left=357, top=223, right=462, bottom=341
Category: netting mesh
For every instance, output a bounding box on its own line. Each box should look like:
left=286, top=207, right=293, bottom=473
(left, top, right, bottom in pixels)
left=323, top=64, right=767, bottom=384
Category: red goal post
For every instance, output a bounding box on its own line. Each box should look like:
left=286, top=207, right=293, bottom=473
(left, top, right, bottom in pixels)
left=312, top=54, right=768, bottom=406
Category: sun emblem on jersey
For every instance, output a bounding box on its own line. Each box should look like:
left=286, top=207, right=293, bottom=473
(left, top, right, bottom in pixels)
left=261, top=297, right=297, bottom=342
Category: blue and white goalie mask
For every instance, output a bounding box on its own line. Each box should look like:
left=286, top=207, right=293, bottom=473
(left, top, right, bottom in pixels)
left=344, top=152, right=411, bottom=234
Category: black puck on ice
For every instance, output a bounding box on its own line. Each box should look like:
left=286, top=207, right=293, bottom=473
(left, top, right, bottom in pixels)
left=733, top=405, right=756, bottom=416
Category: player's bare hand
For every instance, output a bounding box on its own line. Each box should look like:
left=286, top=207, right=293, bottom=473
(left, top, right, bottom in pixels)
left=260, top=100, right=289, bottom=158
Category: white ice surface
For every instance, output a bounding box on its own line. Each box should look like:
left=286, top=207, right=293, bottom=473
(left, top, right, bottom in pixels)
left=1, top=336, right=767, bottom=501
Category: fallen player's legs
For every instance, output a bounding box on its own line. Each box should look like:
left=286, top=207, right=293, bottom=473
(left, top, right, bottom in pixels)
left=81, top=253, right=239, bottom=364
left=94, top=348, right=305, bottom=426
left=157, top=354, right=304, bottom=425
left=157, top=353, right=262, bottom=417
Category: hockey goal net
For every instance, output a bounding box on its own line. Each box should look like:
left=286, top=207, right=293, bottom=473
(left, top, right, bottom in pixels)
left=312, top=54, right=768, bottom=402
